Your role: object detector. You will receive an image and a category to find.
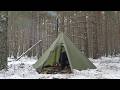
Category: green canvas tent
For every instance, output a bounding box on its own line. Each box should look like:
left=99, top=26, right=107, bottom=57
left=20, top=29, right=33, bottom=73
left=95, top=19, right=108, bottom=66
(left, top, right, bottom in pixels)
left=33, top=32, right=96, bottom=73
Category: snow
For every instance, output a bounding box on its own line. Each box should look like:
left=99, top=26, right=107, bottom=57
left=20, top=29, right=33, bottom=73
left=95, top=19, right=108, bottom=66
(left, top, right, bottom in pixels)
left=0, top=56, right=120, bottom=79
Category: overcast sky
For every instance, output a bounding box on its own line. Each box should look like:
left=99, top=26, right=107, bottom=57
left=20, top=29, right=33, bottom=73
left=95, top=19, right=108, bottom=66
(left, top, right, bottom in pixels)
left=47, top=11, right=57, bottom=16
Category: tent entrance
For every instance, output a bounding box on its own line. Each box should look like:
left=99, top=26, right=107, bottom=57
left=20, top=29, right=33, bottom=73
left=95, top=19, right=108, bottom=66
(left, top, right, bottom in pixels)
left=39, top=45, right=72, bottom=74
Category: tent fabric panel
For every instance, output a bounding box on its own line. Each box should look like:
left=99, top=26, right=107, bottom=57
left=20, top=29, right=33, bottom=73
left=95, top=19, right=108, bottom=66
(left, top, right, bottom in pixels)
left=63, top=33, right=96, bottom=70
left=43, top=45, right=61, bottom=66
left=33, top=33, right=62, bottom=69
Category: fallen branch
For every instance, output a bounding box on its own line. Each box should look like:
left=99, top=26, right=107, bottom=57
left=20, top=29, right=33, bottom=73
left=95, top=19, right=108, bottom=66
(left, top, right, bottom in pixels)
left=16, top=39, right=42, bottom=61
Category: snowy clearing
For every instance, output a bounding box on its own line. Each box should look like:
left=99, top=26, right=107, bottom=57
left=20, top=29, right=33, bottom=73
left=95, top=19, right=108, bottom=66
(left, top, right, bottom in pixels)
left=0, top=56, right=120, bottom=79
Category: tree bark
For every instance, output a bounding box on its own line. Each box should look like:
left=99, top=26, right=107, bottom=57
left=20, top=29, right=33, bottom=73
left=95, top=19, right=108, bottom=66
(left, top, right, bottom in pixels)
left=0, top=11, right=8, bottom=70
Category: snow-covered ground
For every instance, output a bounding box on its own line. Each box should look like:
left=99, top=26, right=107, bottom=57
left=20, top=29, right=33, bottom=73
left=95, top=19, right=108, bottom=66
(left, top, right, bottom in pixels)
left=0, top=56, right=120, bottom=79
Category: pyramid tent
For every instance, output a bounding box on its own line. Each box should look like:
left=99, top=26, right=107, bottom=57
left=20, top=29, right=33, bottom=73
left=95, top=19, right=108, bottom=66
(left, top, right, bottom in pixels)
left=33, top=32, right=96, bottom=72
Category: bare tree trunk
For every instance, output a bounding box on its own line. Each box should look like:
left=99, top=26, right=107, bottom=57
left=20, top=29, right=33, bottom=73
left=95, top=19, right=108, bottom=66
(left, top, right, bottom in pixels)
left=0, top=11, right=8, bottom=70
left=87, top=11, right=99, bottom=59
left=84, top=15, right=89, bottom=57
left=104, top=12, right=108, bottom=57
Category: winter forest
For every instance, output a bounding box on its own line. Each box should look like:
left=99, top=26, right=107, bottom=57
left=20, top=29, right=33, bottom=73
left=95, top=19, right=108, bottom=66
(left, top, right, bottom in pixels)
left=0, top=11, right=120, bottom=79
